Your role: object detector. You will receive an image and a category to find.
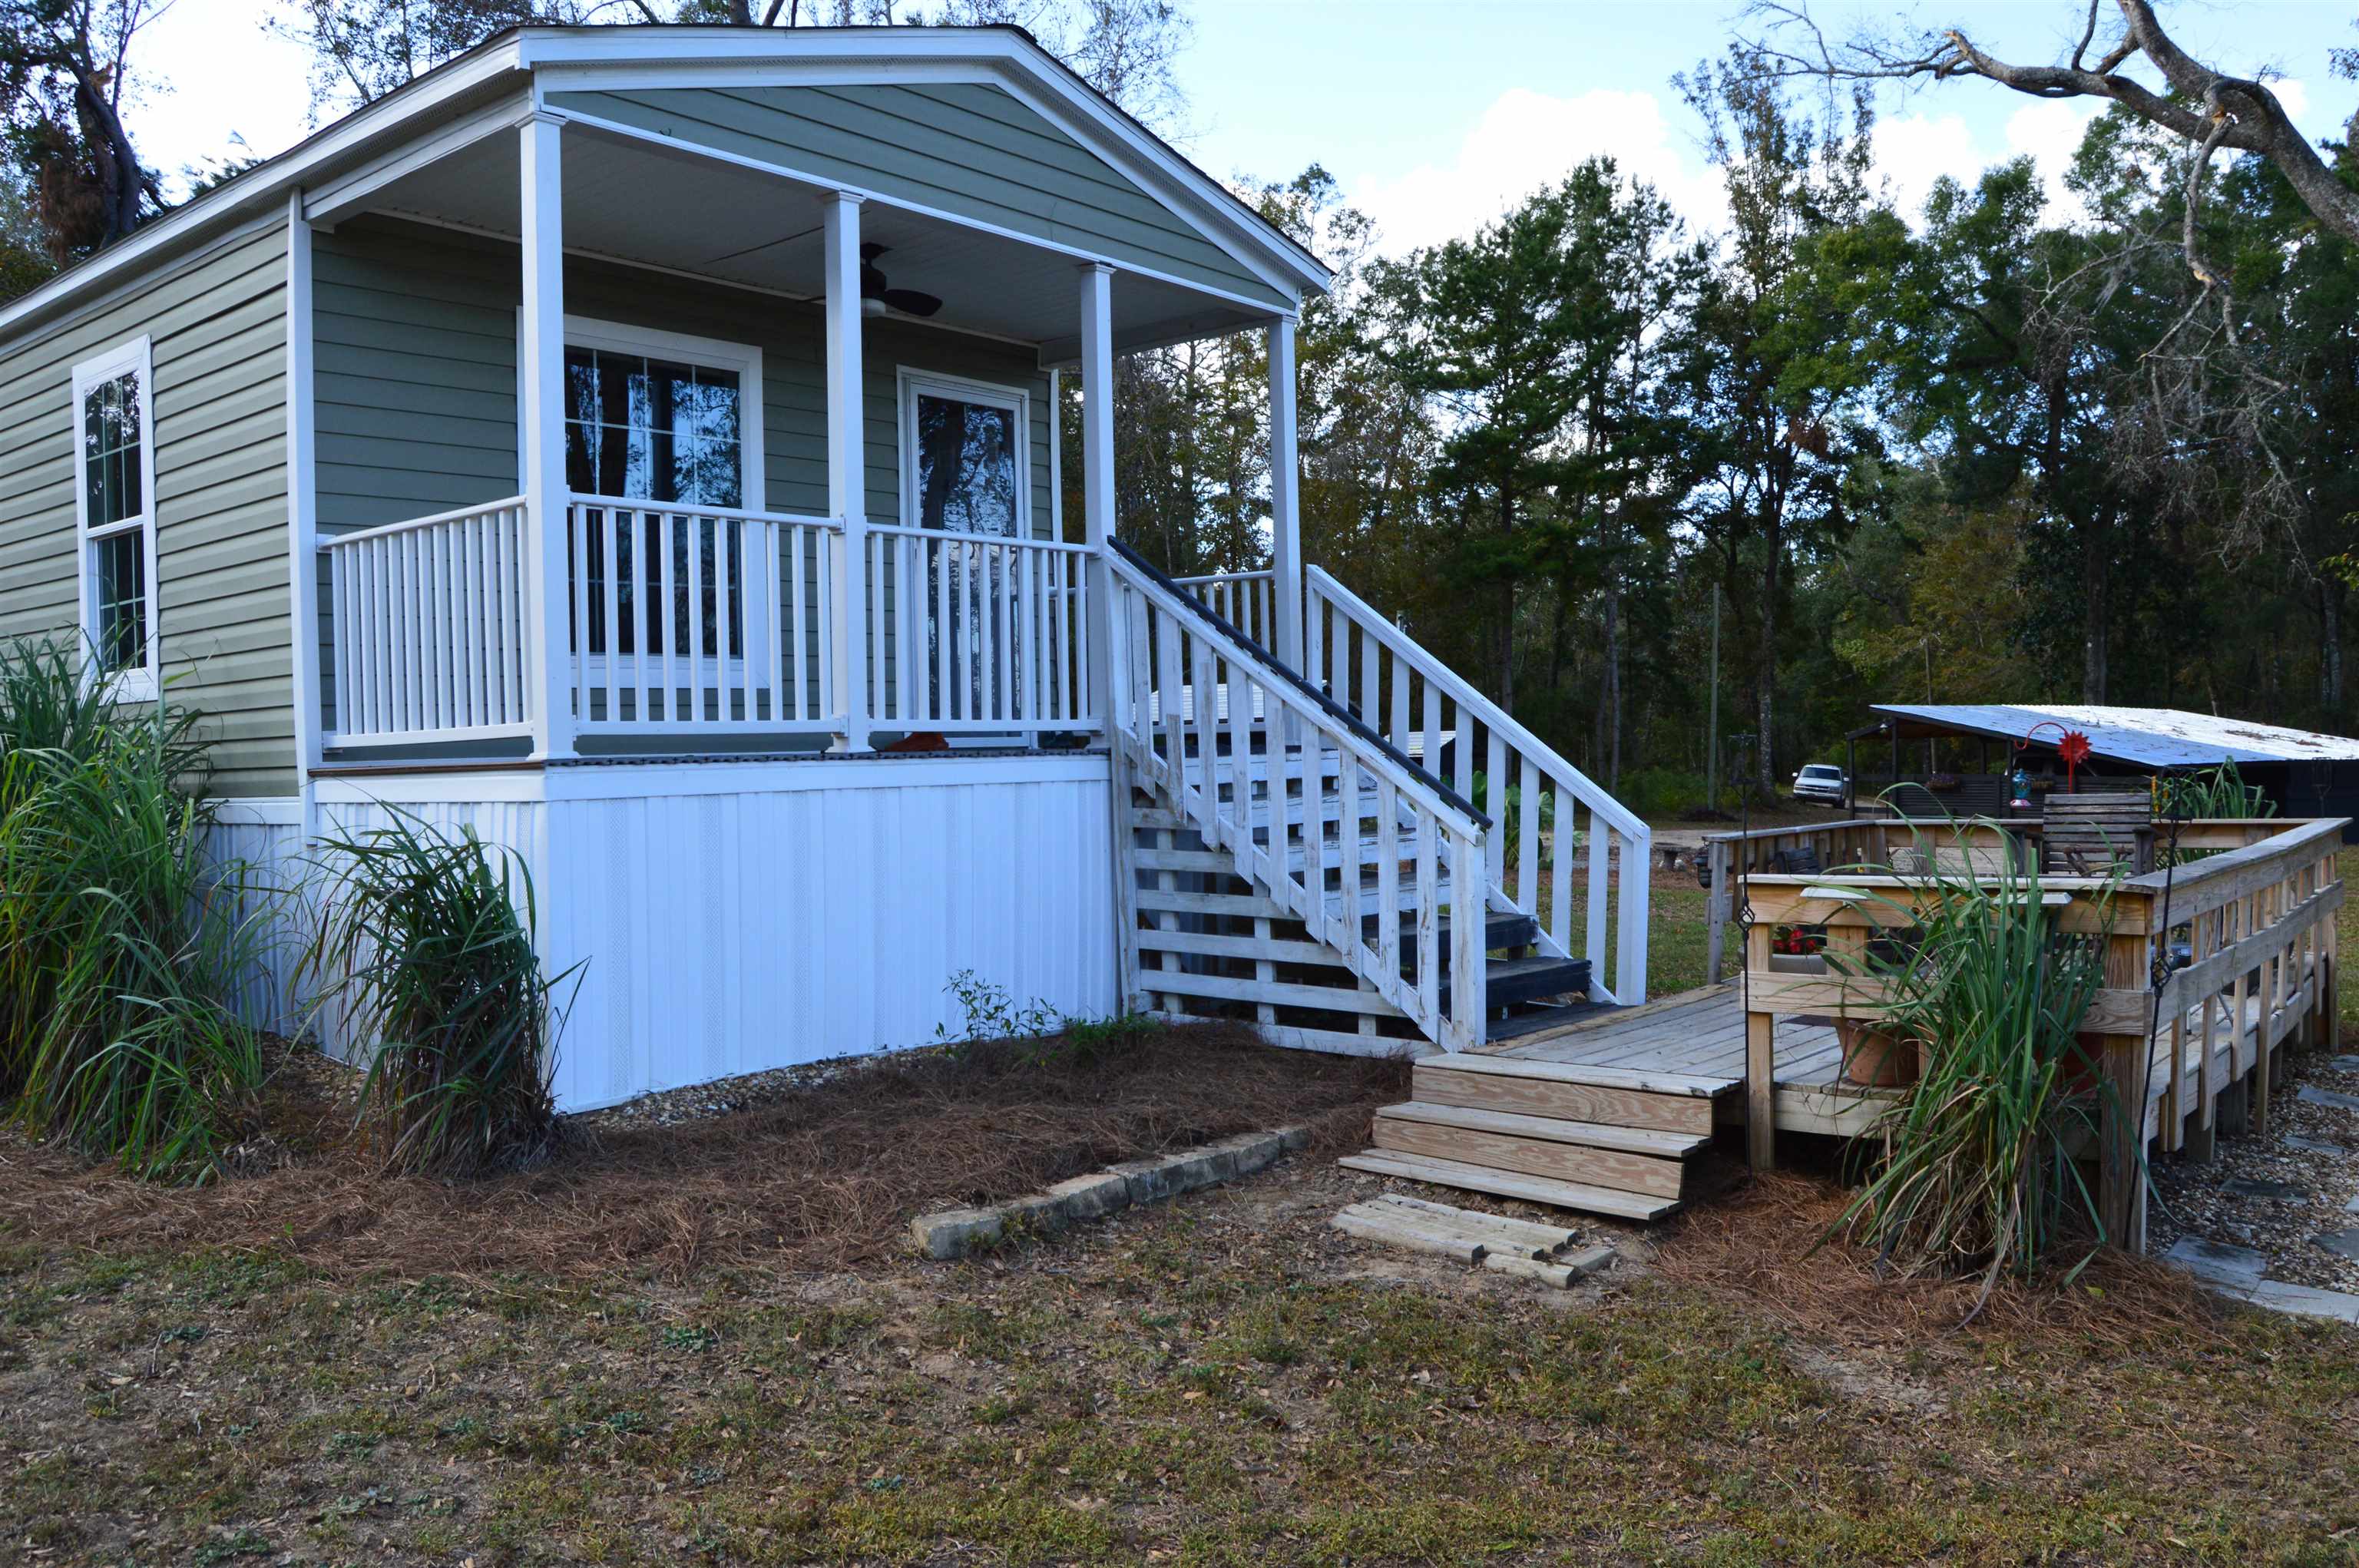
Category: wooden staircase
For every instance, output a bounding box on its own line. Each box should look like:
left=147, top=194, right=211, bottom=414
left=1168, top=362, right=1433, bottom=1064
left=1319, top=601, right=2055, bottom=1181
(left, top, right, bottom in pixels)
left=1342, top=1054, right=1714, bottom=1222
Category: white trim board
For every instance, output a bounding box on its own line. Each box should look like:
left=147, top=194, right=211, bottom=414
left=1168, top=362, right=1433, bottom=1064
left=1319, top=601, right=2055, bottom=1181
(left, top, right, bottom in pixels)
left=71, top=333, right=160, bottom=704
left=311, top=750, right=1110, bottom=806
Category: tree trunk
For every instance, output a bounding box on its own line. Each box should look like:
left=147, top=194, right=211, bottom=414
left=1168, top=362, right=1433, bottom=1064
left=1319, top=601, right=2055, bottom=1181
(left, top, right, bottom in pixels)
left=2321, top=577, right=2344, bottom=715
left=2081, top=509, right=2109, bottom=703
left=1603, top=579, right=1623, bottom=792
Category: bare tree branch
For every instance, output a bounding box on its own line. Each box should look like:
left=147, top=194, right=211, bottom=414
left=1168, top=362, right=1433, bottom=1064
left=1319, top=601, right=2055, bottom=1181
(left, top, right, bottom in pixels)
left=1743, top=0, right=2359, bottom=266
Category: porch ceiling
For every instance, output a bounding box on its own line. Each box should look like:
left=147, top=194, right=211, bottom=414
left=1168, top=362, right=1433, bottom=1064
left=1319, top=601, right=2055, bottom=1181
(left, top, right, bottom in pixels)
left=353, top=121, right=1269, bottom=362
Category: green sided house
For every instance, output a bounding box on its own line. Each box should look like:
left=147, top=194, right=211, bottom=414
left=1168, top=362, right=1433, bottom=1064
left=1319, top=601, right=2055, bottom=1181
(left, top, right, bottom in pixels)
left=0, top=24, right=1650, bottom=1116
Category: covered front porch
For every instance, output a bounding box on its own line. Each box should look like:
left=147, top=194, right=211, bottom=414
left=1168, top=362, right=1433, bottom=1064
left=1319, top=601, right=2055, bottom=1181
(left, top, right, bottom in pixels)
left=289, top=66, right=1323, bottom=768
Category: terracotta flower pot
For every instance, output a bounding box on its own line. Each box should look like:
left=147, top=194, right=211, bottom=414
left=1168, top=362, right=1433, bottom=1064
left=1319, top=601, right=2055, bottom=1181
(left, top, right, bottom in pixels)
left=1836, top=1018, right=1920, bottom=1088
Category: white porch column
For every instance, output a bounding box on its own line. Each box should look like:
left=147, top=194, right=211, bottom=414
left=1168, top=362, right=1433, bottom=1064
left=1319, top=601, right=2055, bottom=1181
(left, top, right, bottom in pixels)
left=518, top=111, right=575, bottom=759
left=1267, top=313, right=1305, bottom=673
left=283, top=191, right=322, bottom=839
left=1078, top=263, right=1117, bottom=717
left=822, top=190, right=871, bottom=752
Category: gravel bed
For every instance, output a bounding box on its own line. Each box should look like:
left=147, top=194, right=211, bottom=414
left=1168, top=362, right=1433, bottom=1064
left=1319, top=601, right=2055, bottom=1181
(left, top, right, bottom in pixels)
left=2149, top=1049, right=2359, bottom=1293
left=572, top=1045, right=923, bottom=1130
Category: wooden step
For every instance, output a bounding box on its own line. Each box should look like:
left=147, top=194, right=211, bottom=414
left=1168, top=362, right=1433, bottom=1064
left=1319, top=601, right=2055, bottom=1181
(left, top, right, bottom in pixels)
left=1376, top=1100, right=1709, bottom=1159
left=1338, top=1149, right=1681, bottom=1222
left=1438, top=1054, right=1731, bottom=1099
left=1370, top=1112, right=1686, bottom=1199
left=1411, top=1059, right=1715, bottom=1135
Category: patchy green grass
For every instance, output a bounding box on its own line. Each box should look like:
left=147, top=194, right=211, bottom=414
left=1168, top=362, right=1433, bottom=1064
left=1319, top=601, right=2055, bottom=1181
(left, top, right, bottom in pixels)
left=5, top=1166, right=2357, bottom=1566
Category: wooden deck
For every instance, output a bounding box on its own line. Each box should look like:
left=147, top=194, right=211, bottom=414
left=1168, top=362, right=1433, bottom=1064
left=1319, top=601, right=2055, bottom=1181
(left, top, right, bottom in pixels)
left=1475, top=980, right=1889, bottom=1137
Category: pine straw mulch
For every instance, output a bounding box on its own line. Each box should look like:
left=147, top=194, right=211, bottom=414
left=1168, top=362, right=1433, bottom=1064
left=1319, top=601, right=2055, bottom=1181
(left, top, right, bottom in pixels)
left=1655, top=1168, right=2222, bottom=1346
left=0, top=1021, right=1407, bottom=1282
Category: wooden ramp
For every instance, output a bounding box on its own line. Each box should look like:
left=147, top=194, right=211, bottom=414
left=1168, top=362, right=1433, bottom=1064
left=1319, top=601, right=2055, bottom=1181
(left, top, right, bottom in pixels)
left=1345, top=981, right=1895, bottom=1221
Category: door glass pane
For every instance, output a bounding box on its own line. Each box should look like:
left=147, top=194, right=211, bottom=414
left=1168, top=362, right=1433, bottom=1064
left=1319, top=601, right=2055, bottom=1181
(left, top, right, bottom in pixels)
left=914, top=393, right=1017, bottom=536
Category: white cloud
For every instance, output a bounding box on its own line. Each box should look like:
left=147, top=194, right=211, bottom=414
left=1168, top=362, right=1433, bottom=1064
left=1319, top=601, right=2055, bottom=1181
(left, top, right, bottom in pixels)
left=1872, top=110, right=1981, bottom=226
left=1350, top=86, right=1728, bottom=256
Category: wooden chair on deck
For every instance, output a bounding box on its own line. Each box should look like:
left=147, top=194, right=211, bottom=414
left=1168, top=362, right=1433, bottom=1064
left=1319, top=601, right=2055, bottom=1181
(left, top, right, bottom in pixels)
left=2041, top=789, right=2156, bottom=876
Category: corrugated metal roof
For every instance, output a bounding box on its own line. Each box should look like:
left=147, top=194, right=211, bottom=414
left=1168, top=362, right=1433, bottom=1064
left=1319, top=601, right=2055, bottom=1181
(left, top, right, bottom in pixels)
left=1865, top=704, right=2359, bottom=767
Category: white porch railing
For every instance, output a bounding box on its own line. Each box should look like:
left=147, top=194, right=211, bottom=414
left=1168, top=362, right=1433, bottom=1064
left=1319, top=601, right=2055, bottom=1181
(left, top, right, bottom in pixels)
left=1305, top=566, right=1650, bottom=1006
left=1109, top=544, right=1491, bottom=1051
left=864, top=524, right=1097, bottom=733
left=1175, top=568, right=1278, bottom=652
left=321, top=496, right=534, bottom=747
left=564, top=495, right=843, bottom=736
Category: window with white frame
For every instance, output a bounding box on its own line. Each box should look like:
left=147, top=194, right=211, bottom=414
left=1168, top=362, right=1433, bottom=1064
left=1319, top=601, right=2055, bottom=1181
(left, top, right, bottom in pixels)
left=900, top=371, right=1028, bottom=537
left=73, top=338, right=157, bottom=700
left=545, top=319, right=764, bottom=661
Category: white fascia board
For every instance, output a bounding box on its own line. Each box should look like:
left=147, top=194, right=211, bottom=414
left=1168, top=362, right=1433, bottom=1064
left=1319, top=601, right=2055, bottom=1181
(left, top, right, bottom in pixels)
left=514, top=26, right=1331, bottom=300
left=0, top=37, right=528, bottom=345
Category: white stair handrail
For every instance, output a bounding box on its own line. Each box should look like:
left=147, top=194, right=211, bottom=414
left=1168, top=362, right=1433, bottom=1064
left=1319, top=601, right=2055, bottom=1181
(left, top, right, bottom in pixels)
left=1305, top=564, right=1650, bottom=1006
left=1107, top=544, right=1490, bottom=1050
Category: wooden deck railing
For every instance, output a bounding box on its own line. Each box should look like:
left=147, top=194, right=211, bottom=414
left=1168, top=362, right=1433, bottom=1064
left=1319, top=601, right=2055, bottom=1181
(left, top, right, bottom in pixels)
left=1174, top=569, right=1278, bottom=654
left=1728, top=815, right=2346, bottom=1251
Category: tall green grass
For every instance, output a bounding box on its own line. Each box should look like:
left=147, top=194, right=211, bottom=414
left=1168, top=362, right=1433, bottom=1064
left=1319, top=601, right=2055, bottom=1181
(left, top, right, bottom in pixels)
left=298, top=812, right=573, bottom=1175
left=1828, top=815, right=2119, bottom=1315
left=0, top=637, right=273, bottom=1179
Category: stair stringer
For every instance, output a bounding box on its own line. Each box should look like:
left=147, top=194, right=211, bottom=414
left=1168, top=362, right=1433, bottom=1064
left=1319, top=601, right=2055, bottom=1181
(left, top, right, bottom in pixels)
left=1117, top=764, right=1437, bottom=1060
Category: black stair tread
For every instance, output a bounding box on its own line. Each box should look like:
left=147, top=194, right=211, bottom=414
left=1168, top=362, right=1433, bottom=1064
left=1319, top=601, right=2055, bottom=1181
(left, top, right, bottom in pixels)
left=1437, top=954, right=1590, bottom=1013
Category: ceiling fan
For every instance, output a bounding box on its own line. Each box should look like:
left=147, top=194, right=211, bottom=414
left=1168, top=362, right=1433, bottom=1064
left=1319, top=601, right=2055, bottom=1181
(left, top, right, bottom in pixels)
left=860, top=244, right=943, bottom=319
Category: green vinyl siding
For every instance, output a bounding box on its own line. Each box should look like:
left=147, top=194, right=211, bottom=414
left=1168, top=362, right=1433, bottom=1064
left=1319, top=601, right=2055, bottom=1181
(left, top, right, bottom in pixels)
left=544, top=82, right=1290, bottom=313
left=314, top=217, right=1055, bottom=534
left=0, top=216, right=293, bottom=796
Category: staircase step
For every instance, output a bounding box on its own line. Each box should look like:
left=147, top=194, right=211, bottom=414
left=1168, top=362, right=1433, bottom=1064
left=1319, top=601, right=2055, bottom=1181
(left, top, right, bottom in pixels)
left=1484, top=954, right=1591, bottom=1008
left=1377, top=1100, right=1709, bottom=1159
left=1412, top=1058, right=1715, bottom=1135
left=1370, top=1113, right=1686, bottom=1199
left=1338, top=1149, right=1681, bottom=1222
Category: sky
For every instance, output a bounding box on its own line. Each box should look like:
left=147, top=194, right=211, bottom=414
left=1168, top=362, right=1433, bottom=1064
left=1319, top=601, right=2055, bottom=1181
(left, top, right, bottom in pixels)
left=131, top=0, right=2359, bottom=251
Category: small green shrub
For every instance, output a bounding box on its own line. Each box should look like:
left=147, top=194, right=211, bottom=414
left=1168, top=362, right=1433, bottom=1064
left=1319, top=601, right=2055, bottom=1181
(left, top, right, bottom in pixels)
left=1826, top=813, right=2119, bottom=1315
left=936, top=969, right=1160, bottom=1069
left=0, top=637, right=271, bottom=1179
left=298, top=810, right=574, bottom=1176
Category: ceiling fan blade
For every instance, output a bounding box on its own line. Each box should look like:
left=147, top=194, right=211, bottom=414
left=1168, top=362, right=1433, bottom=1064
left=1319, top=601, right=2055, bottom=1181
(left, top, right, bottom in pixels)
left=882, top=287, right=944, bottom=318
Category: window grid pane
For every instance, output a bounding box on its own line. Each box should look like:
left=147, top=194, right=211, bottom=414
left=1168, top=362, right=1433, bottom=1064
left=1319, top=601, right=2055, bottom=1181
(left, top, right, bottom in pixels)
left=562, top=346, right=743, bottom=508
left=81, top=372, right=143, bottom=529
left=95, top=531, right=145, bottom=673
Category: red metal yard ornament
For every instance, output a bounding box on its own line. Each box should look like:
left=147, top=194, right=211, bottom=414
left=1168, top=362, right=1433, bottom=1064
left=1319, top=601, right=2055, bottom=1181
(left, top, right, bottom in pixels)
left=2018, top=720, right=2094, bottom=792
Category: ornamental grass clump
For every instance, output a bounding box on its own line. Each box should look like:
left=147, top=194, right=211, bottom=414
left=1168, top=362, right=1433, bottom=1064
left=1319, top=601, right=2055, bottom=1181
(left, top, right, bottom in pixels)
left=1826, top=815, right=2120, bottom=1316
left=0, top=637, right=273, bottom=1179
left=299, top=812, right=574, bottom=1176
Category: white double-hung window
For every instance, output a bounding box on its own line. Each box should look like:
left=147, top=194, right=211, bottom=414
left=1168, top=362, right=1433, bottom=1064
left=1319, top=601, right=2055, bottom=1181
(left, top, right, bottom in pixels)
left=73, top=337, right=158, bottom=700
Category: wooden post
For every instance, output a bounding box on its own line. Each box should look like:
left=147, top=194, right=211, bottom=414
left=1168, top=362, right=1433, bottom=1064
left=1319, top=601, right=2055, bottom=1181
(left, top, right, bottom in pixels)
left=821, top=190, right=870, bottom=753
left=518, top=111, right=575, bottom=761
left=2097, top=918, right=2151, bottom=1252
left=1745, top=921, right=1775, bottom=1171
left=1706, top=838, right=1730, bottom=984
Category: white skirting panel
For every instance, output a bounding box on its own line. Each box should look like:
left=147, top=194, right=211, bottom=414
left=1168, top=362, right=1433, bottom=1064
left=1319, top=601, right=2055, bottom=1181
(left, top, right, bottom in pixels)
left=287, top=754, right=1117, bottom=1112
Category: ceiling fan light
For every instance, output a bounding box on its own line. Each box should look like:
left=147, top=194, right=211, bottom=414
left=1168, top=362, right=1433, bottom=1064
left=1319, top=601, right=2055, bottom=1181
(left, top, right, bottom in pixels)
left=861, top=296, right=888, bottom=318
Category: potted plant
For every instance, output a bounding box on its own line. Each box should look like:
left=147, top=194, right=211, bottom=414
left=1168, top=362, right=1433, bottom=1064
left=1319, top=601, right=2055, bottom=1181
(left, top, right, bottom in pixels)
left=1834, top=1017, right=1917, bottom=1087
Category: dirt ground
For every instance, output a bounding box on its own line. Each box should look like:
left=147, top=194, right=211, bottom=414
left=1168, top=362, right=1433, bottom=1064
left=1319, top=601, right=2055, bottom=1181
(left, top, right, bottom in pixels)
left=5, top=1050, right=2359, bottom=1565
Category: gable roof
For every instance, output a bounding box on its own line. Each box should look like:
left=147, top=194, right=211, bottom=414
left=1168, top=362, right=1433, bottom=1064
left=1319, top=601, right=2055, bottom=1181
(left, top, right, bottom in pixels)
left=0, top=23, right=1330, bottom=347
left=1868, top=703, right=2359, bottom=768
